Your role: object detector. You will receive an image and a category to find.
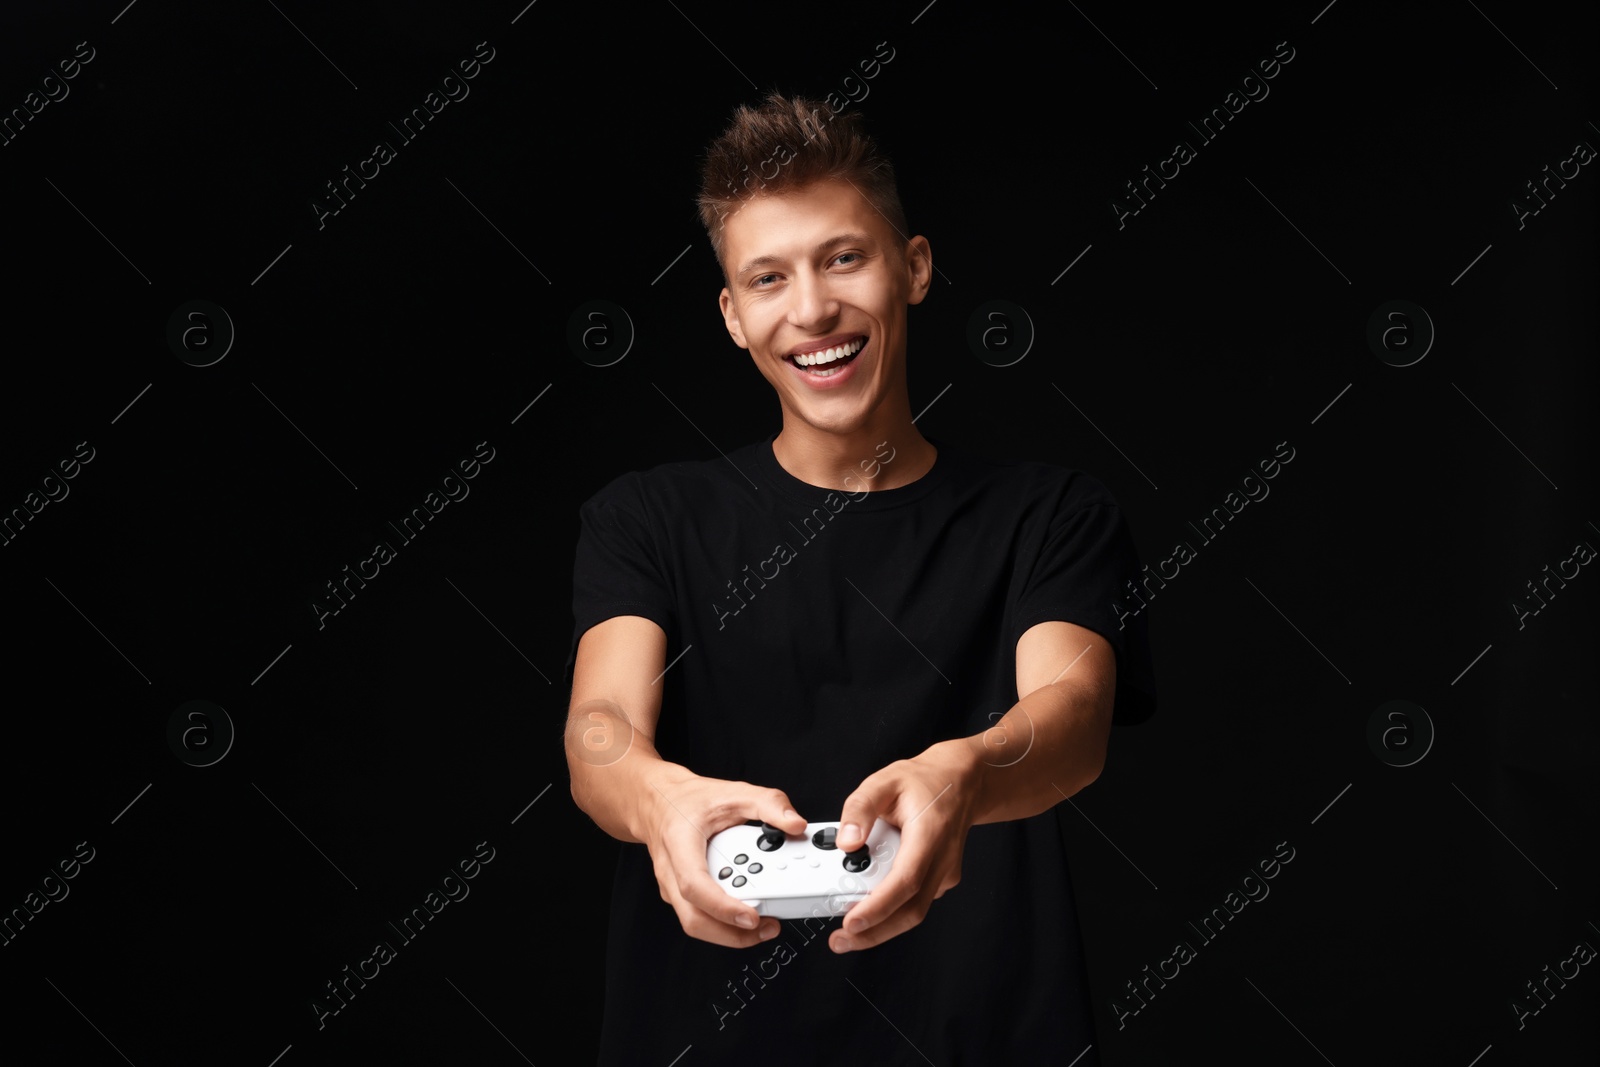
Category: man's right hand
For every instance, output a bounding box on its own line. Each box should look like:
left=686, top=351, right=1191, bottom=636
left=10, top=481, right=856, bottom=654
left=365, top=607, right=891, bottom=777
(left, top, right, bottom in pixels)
left=641, top=767, right=807, bottom=948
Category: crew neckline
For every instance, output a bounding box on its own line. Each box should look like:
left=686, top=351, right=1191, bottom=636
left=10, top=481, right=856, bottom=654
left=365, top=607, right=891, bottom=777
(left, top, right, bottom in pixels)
left=749, top=432, right=953, bottom=511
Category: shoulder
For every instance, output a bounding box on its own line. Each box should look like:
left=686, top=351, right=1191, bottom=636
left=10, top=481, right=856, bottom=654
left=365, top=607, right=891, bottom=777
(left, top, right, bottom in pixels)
left=579, top=441, right=766, bottom=517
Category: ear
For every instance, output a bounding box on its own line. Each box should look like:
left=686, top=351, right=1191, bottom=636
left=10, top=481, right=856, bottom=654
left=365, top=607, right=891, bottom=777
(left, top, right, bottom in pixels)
left=905, top=235, right=933, bottom=306
left=719, top=287, right=749, bottom=349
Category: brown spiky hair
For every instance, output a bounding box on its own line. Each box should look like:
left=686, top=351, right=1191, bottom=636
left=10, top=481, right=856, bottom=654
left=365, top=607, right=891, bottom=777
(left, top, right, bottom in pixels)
left=697, top=92, right=908, bottom=277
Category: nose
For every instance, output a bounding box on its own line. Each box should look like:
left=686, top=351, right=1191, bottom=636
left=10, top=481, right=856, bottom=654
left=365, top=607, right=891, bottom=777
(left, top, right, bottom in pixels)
left=785, top=269, right=839, bottom=333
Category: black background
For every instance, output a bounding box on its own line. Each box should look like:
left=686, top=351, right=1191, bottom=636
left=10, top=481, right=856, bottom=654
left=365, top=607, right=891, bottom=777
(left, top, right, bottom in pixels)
left=1, top=1, right=1595, bottom=1064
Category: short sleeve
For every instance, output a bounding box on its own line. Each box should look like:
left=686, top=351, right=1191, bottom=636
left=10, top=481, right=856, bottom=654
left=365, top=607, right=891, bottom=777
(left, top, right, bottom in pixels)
left=566, top=474, right=677, bottom=687
left=1013, top=501, right=1158, bottom=725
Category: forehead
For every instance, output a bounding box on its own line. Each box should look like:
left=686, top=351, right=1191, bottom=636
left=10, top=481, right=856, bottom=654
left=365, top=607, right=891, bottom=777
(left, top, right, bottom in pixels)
left=722, top=179, right=893, bottom=272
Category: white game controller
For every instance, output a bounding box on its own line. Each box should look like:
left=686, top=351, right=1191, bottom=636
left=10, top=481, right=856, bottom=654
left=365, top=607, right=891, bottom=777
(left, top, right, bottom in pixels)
left=706, top=819, right=900, bottom=920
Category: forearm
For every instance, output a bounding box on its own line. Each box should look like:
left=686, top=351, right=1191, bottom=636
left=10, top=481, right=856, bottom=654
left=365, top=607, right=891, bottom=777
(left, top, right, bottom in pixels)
left=564, top=716, right=694, bottom=844
left=928, top=677, right=1113, bottom=826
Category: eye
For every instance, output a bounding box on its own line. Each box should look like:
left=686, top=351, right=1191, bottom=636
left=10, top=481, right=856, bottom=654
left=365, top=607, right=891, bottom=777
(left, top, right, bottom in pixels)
left=834, top=252, right=862, bottom=266
left=752, top=273, right=779, bottom=288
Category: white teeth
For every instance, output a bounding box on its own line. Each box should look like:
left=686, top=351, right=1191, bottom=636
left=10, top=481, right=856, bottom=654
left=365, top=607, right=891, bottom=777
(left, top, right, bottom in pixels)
left=793, top=337, right=864, bottom=367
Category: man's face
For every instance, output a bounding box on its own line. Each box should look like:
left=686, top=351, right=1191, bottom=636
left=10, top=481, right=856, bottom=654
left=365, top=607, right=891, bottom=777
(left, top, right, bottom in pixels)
left=717, top=179, right=931, bottom=437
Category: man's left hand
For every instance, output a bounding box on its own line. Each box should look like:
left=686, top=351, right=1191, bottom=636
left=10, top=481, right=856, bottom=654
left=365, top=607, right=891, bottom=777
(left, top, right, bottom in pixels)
left=828, top=739, right=982, bottom=953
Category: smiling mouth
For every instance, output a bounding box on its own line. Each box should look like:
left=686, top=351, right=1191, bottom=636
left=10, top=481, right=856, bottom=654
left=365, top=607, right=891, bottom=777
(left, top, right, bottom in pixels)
left=786, top=335, right=867, bottom=377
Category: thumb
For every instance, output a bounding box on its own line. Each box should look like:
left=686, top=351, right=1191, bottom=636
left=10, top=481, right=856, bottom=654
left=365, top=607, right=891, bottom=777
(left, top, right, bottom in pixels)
left=837, top=782, right=887, bottom=851
left=748, top=786, right=806, bottom=835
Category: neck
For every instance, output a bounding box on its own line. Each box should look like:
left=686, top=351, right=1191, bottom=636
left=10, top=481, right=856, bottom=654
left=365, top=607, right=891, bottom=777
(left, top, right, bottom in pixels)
left=771, top=406, right=936, bottom=492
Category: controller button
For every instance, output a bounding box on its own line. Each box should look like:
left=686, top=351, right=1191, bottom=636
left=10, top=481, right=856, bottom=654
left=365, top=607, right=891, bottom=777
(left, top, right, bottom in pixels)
left=734, top=854, right=748, bottom=865
left=775, top=861, right=787, bottom=870
left=813, top=827, right=838, bottom=850
left=843, top=850, right=871, bottom=873
left=808, top=857, right=820, bottom=868
left=732, top=875, right=747, bottom=888
left=747, top=863, right=763, bottom=873
left=717, top=867, right=733, bottom=880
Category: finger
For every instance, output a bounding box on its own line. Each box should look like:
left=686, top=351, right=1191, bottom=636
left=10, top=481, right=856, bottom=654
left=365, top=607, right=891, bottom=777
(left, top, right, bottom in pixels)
left=838, top=774, right=895, bottom=851
left=744, top=787, right=806, bottom=835
left=667, top=887, right=784, bottom=949
left=837, top=841, right=923, bottom=935
left=832, top=881, right=938, bottom=952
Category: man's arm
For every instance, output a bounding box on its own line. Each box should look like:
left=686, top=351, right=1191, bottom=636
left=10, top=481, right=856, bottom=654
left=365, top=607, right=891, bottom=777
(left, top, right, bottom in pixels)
left=565, top=615, right=807, bottom=948
left=828, top=620, right=1115, bottom=953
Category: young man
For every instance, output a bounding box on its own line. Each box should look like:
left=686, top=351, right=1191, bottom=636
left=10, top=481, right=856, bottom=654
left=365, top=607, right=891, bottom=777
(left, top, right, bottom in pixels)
left=565, top=93, right=1155, bottom=1064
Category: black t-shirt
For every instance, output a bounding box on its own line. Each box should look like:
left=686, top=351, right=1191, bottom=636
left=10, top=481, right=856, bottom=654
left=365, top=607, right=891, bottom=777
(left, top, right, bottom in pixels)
left=567, top=434, right=1156, bottom=1065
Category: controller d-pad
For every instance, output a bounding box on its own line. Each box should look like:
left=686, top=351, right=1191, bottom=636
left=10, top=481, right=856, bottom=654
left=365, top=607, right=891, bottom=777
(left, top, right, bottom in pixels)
left=813, top=827, right=838, bottom=850
left=842, top=849, right=871, bottom=873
